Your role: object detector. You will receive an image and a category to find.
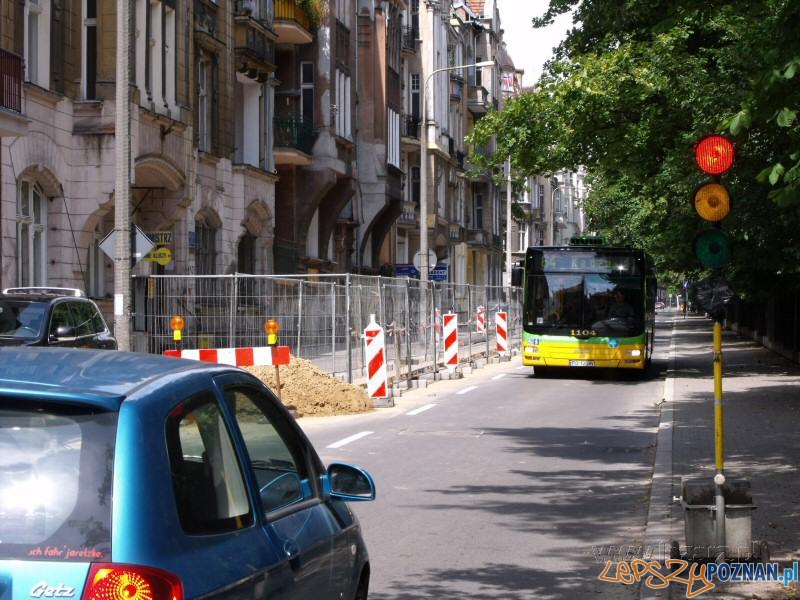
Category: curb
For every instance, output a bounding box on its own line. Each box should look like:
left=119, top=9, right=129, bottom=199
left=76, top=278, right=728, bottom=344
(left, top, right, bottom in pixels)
left=640, top=320, right=678, bottom=600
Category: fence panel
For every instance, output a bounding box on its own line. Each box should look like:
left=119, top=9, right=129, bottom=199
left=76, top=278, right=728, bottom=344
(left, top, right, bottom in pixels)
left=134, top=274, right=523, bottom=381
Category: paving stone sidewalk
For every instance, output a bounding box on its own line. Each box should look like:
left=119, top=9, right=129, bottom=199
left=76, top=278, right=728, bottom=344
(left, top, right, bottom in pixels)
left=666, top=314, right=800, bottom=599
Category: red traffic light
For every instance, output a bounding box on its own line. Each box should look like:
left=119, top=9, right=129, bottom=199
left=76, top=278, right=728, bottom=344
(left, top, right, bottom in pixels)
left=694, top=135, right=735, bottom=175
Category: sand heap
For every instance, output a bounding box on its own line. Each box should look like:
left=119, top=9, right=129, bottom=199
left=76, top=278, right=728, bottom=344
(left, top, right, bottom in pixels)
left=246, top=357, right=372, bottom=417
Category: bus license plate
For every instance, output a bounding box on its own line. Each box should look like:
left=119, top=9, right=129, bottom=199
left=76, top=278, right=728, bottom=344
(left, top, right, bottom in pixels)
left=569, top=360, right=596, bottom=367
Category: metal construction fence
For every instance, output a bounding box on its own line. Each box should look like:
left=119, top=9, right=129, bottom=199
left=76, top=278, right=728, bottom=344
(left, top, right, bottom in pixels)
left=132, top=274, right=523, bottom=384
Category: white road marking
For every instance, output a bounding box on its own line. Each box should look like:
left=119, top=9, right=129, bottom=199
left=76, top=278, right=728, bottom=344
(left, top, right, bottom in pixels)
left=515, top=365, right=527, bottom=370
left=456, top=385, right=479, bottom=395
left=492, top=373, right=507, bottom=380
left=326, top=431, right=374, bottom=449
left=406, top=403, right=437, bottom=416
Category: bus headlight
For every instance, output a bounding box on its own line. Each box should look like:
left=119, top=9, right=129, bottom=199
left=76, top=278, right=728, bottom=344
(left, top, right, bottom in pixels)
left=524, top=346, right=539, bottom=354
left=629, top=349, right=642, bottom=357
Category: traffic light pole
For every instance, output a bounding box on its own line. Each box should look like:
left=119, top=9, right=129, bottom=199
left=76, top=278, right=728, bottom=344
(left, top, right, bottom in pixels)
left=712, top=317, right=726, bottom=559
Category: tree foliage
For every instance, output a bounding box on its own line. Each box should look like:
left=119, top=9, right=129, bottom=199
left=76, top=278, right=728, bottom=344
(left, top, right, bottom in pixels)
left=468, top=0, right=800, bottom=297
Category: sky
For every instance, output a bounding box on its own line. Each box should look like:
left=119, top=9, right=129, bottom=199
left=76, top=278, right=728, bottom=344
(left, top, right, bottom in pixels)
left=496, top=0, right=575, bottom=87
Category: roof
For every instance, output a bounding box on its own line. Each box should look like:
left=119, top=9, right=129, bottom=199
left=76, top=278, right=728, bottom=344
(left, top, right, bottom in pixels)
left=0, top=348, right=224, bottom=409
left=465, top=0, right=485, bottom=16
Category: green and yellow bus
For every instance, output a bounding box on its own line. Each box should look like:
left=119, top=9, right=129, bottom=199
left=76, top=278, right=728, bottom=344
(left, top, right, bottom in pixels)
left=515, top=242, right=656, bottom=375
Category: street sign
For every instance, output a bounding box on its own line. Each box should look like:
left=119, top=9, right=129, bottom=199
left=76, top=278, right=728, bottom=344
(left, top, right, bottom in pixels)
left=144, top=247, right=173, bottom=266
left=430, top=264, right=448, bottom=281
left=413, top=249, right=437, bottom=274
left=395, top=264, right=419, bottom=278
left=99, top=225, right=156, bottom=265
left=147, top=231, right=173, bottom=245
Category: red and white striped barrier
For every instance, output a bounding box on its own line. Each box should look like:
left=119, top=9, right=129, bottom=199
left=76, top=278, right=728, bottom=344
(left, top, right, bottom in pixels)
left=495, top=311, right=508, bottom=355
left=476, top=305, right=486, bottom=333
left=164, top=345, right=291, bottom=366
left=443, top=312, right=459, bottom=370
left=364, top=314, right=388, bottom=399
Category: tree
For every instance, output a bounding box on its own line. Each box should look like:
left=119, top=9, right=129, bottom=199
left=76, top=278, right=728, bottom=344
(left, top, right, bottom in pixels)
left=469, top=1, right=800, bottom=297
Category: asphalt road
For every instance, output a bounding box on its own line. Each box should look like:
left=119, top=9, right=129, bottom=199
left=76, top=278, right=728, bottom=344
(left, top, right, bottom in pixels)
left=299, top=318, right=672, bottom=599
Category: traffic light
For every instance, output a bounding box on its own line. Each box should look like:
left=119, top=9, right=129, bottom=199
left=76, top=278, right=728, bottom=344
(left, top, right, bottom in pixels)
left=692, top=134, right=735, bottom=269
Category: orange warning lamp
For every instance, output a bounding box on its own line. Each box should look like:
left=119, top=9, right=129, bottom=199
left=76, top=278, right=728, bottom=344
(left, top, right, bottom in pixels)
left=170, top=315, right=185, bottom=342
left=264, top=319, right=279, bottom=346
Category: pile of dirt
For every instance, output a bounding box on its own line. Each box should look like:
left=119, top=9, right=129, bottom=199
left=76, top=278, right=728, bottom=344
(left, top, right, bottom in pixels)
left=246, top=357, right=372, bottom=418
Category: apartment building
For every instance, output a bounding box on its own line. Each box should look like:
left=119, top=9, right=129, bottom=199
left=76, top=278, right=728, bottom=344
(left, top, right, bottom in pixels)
left=514, top=169, right=588, bottom=252
left=392, top=0, right=506, bottom=285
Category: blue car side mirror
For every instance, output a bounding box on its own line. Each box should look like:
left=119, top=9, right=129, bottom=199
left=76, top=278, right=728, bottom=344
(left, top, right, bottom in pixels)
left=324, top=463, right=376, bottom=502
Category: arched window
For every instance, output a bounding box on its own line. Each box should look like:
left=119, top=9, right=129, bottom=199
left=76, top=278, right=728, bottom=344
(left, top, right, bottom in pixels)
left=17, top=180, right=47, bottom=286
left=237, top=234, right=256, bottom=274
left=195, top=214, right=218, bottom=275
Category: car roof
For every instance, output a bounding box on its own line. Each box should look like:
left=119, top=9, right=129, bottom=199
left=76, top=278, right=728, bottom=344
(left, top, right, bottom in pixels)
left=0, top=293, right=96, bottom=303
left=0, top=348, right=234, bottom=411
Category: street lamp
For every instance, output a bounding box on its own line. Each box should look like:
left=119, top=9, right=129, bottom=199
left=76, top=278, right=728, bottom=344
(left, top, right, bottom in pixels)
left=419, top=60, right=495, bottom=281
left=549, top=176, right=560, bottom=246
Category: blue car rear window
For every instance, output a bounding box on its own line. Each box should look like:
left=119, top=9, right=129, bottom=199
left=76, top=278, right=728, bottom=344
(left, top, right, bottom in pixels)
left=0, top=404, right=116, bottom=561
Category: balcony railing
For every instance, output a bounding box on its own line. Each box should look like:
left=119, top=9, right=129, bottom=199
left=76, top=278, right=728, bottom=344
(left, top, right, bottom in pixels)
left=273, top=116, right=315, bottom=155
left=194, top=0, right=217, bottom=36
left=403, top=114, right=419, bottom=138
left=398, top=201, right=417, bottom=225
left=234, top=18, right=276, bottom=77
left=0, top=49, right=23, bottom=114
left=234, top=0, right=273, bottom=25
left=274, top=0, right=310, bottom=29
left=402, top=26, right=418, bottom=51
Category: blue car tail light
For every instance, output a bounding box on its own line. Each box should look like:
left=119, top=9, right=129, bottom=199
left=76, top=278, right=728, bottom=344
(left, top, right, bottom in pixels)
left=81, top=563, right=183, bottom=600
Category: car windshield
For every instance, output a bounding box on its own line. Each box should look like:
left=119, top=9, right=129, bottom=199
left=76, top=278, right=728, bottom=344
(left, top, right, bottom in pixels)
left=0, top=301, right=47, bottom=339
left=525, top=273, right=644, bottom=336
left=0, top=403, right=117, bottom=561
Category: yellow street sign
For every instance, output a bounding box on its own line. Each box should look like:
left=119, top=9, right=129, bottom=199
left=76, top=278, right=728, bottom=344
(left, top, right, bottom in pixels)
left=145, top=247, right=173, bottom=266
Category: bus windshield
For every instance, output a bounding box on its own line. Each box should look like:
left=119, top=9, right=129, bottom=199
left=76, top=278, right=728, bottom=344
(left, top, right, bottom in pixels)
left=525, top=272, right=644, bottom=336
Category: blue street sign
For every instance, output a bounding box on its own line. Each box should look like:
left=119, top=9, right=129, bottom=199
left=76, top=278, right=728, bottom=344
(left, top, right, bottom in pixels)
left=396, top=263, right=419, bottom=278
left=430, top=264, right=449, bottom=281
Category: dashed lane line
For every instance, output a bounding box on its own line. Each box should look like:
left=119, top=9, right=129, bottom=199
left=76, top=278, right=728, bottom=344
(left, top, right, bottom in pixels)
left=406, top=403, right=437, bottom=416
left=492, top=373, right=507, bottom=380
left=326, top=431, right=374, bottom=449
left=456, top=385, right=479, bottom=395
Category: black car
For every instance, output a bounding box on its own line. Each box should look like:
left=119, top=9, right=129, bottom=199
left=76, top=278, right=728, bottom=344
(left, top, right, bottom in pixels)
left=0, top=287, right=117, bottom=349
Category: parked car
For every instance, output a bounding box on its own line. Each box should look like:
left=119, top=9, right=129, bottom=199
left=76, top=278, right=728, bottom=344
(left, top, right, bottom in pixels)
left=655, top=301, right=666, bottom=310
left=0, top=287, right=116, bottom=349
left=0, top=348, right=375, bottom=599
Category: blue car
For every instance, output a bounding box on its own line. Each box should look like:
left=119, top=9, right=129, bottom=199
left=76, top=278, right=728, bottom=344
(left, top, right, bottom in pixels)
left=0, top=348, right=375, bottom=600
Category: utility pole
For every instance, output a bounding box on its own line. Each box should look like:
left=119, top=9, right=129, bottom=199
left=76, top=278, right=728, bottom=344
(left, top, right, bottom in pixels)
left=114, top=0, right=132, bottom=351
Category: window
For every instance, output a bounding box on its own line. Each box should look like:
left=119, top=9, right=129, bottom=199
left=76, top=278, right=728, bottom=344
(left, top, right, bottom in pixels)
left=49, top=302, right=76, bottom=337
left=410, top=73, right=420, bottom=119
left=335, top=0, right=350, bottom=29
left=473, top=192, right=483, bottom=229
left=166, top=394, right=253, bottom=535
left=387, top=108, right=400, bottom=167
left=197, top=56, right=212, bottom=152
left=237, top=234, right=256, bottom=274
left=410, top=0, right=419, bottom=35
left=83, top=0, right=97, bottom=99
left=72, top=301, right=106, bottom=336
left=335, top=69, right=351, bottom=139
left=17, top=181, right=47, bottom=287
left=195, top=217, right=217, bottom=275
left=301, top=62, right=314, bottom=126
left=0, top=406, right=116, bottom=561
left=538, top=182, right=545, bottom=209
left=223, top=387, right=314, bottom=515
left=24, top=0, right=51, bottom=88
left=136, top=0, right=177, bottom=114
left=235, top=79, right=264, bottom=167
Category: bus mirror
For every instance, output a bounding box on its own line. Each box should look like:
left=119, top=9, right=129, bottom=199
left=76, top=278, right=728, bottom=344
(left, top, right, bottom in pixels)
left=511, top=267, right=523, bottom=287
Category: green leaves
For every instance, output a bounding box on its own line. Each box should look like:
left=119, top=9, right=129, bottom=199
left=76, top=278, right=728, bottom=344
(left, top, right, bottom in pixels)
left=776, top=108, right=797, bottom=128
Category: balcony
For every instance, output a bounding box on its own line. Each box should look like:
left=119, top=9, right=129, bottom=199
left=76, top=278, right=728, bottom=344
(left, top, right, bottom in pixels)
left=530, top=207, right=545, bottom=222
left=402, top=26, right=418, bottom=53
left=402, top=114, right=420, bottom=139
left=234, top=0, right=273, bottom=24
left=194, top=0, right=217, bottom=38
left=467, top=229, right=487, bottom=246
left=273, top=0, right=313, bottom=44
left=449, top=224, right=463, bottom=242
left=0, top=49, right=27, bottom=137
left=468, top=84, right=490, bottom=115
left=397, top=201, right=418, bottom=227
left=273, top=116, right=315, bottom=165
left=234, top=16, right=276, bottom=81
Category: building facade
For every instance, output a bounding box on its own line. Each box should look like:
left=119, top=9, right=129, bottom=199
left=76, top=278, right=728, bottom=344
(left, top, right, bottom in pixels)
left=1, top=0, right=518, bottom=306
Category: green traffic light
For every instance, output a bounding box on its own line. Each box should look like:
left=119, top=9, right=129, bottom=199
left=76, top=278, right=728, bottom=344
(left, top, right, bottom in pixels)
left=693, top=229, right=732, bottom=269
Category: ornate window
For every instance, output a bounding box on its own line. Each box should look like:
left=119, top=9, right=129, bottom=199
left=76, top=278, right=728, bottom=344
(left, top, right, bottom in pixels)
left=17, top=180, right=47, bottom=286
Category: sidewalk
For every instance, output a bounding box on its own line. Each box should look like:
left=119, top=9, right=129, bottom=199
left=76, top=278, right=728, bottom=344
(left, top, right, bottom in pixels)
left=645, top=313, right=800, bottom=599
